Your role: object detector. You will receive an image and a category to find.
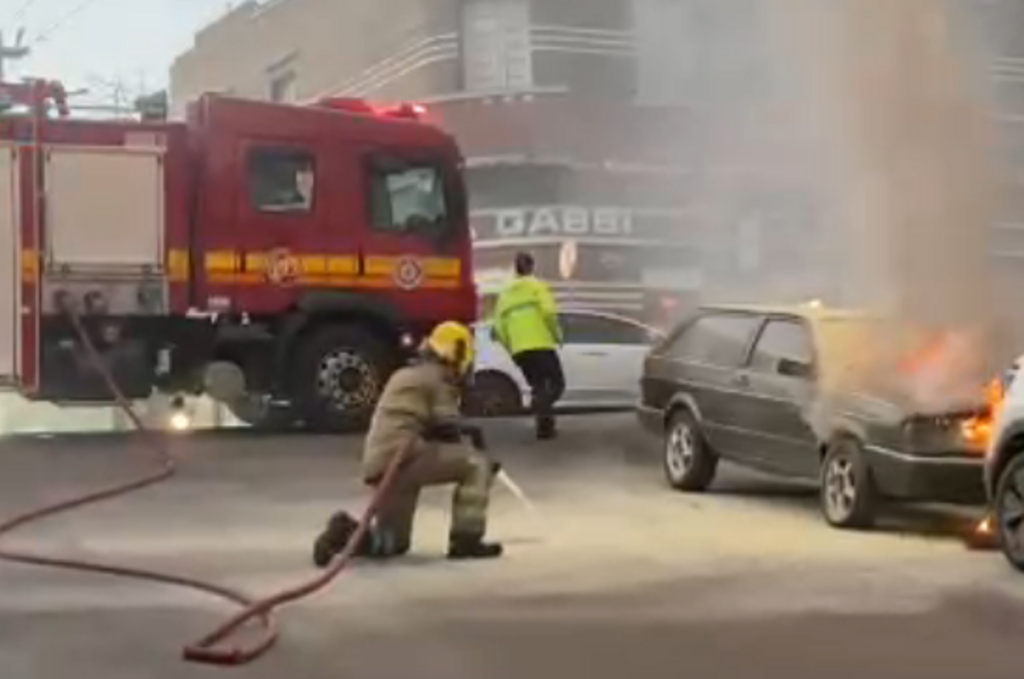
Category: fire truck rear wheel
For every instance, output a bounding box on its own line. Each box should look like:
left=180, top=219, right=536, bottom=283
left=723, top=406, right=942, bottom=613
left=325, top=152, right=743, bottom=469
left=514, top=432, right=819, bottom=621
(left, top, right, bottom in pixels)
left=293, top=324, right=395, bottom=432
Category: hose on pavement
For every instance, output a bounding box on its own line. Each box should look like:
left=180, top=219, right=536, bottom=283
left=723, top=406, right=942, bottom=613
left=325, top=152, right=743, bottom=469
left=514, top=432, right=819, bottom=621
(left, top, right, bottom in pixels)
left=0, top=308, right=403, bottom=667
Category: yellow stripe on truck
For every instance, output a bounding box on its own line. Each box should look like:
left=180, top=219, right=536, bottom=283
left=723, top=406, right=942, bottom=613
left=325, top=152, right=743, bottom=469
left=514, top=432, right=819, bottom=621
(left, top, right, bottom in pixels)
left=364, top=256, right=461, bottom=278
left=201, top=252, right=461, bottom=289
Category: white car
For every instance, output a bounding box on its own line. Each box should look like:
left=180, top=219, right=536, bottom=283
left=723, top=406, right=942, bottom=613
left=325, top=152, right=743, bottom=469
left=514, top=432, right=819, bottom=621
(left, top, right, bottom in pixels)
left=466, top=309, right=663, bottom=416
left=986, top=353, right=1024, bottom=572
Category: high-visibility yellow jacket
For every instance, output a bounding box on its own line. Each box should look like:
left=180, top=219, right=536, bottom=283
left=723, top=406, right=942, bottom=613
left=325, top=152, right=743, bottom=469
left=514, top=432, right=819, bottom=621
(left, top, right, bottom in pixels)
left=493, top=275, right=562, bottom=356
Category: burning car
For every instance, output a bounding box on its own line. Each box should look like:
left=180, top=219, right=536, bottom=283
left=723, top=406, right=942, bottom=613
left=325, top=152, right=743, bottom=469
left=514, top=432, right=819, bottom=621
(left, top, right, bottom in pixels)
left=637, top=303, right=997, bottom=528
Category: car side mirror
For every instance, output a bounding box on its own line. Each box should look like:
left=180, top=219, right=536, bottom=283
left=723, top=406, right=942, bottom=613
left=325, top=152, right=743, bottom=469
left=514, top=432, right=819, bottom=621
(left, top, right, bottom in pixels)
left=778, top=358, right=815, bottom=380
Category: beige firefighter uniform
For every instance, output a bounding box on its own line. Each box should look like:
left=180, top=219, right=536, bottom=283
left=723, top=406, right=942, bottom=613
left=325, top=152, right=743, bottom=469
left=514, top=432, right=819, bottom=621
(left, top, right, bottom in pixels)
left=362, top=358, right=496, bottom=551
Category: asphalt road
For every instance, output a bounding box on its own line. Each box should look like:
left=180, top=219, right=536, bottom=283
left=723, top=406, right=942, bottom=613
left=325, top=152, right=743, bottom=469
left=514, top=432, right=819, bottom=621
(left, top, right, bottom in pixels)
left=1, top=413, right=1023, bottom=679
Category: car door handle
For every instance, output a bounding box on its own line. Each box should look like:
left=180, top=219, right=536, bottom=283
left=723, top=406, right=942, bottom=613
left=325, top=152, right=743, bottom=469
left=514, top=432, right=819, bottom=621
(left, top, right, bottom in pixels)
left=582, top=351, right=608, bottom=357
left=731, top=374, right=751, bottom=388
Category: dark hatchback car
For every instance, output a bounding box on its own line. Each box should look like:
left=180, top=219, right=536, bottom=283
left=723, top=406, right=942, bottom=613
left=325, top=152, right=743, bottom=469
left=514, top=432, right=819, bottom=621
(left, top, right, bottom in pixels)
left=638, top=304, right=990, bottom=528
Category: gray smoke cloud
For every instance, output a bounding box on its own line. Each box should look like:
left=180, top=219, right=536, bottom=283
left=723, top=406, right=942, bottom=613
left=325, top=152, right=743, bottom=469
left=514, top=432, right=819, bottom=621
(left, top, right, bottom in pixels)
left=670, top=0, right=1011, bottom=403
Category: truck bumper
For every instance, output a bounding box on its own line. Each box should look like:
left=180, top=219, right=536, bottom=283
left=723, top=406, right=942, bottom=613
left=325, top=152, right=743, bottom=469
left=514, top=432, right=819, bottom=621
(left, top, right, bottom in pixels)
left=865, top=445, right=986, bottom=505
left=637, top=403, right=664, bottom=435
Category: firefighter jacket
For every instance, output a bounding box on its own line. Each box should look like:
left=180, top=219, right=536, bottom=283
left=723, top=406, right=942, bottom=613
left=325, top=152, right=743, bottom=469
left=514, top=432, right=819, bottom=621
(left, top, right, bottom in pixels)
left=493, top=275, right=563, bottom=357
left=362, top=358, right=463, bottom=480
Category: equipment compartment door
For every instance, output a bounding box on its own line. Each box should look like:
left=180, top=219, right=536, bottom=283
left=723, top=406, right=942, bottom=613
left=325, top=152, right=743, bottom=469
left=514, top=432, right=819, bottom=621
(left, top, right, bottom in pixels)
left=0, top=144, right=20, bottom=384
left=45, top=147, right=164, bottom=271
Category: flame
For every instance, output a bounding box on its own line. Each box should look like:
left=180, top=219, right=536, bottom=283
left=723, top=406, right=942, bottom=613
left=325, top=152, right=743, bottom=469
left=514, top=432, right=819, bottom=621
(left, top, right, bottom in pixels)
left=960, top=377, right=1004, bottom=449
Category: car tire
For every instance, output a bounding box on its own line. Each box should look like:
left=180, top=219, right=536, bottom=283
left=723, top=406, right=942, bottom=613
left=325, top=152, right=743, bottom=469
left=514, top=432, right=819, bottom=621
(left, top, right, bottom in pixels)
left=820, top=437, right=877, bottom=529
left=293, top=325, right=396, bottom=433
left=994, top=452, right=1024, bottom=573
left=463, top=371, right=522, bottom=417
left=663, top=409, right=718, bottom=492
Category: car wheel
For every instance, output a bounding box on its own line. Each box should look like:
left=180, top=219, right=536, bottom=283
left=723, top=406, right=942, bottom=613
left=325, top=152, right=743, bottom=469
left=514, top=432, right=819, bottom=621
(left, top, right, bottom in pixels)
left=663, top=409, right=718, bottom=492
left=820, top=438, right=877, bottom=529
left=463, top=371, right=522, bottom=417
left=995, top=452, right=1024, bottom=573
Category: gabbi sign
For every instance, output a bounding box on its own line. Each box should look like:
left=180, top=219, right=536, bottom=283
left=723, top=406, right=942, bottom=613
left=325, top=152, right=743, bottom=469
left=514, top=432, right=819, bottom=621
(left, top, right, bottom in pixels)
left=472, top=206, right=635, bottom=241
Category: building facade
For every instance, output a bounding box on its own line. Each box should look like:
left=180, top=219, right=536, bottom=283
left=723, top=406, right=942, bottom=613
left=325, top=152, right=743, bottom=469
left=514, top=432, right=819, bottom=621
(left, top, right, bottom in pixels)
left=171, top=0, right=1024, bottom=329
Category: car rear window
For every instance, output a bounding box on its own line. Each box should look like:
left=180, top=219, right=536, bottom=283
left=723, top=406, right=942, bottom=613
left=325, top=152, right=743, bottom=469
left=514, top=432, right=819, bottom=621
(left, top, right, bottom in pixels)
left=666, top=313, right=760, bottom=367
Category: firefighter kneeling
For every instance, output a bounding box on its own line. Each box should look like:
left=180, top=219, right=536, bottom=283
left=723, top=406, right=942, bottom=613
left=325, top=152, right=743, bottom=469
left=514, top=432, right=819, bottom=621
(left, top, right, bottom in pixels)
left=313, top=322, right=503, bottom=566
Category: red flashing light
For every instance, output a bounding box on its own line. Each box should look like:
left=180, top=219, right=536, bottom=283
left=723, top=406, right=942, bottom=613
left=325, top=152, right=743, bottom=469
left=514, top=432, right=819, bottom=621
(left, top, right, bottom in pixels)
left=314, top=97, right=426, bottom=121
left=315, top=97, right=375, bottom=114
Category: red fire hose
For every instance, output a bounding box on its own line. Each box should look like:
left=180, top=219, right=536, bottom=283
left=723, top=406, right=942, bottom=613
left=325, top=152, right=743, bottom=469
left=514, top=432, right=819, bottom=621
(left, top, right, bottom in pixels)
left=0, top=309, right=404, bottom=667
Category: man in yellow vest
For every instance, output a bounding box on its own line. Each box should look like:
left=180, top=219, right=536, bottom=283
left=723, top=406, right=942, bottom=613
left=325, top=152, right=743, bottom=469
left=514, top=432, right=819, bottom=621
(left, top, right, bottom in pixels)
left=313, top=322, right=502, bottom=565
left=494, top=252, right=565, bottom=440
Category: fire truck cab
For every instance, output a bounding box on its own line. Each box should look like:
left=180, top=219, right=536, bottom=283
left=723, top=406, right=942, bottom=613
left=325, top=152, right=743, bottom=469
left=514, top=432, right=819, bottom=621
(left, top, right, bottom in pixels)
left=0, top=83, right=475, bottom=431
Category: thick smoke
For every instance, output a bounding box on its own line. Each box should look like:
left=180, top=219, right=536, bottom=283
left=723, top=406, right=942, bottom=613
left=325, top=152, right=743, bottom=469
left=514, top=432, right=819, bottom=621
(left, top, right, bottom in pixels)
left=679, top=0, right=1008, bottom=405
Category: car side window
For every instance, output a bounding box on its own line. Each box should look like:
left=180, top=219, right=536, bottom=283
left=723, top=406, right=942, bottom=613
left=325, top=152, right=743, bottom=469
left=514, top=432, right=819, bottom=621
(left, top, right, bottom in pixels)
left=247, top=147, right=315, bottom=213
left=666, top=313, right=760, bottom=367
left=750, top=320, right=815, bottom=378
left=368, top=160, right=450, bottom=235
left=560, top=314, right=650, bottom=345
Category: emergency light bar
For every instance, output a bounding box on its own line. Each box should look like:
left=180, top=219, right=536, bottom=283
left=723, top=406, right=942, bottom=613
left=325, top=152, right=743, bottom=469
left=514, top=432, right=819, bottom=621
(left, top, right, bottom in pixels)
left=313, top=97, right=427, bottom=120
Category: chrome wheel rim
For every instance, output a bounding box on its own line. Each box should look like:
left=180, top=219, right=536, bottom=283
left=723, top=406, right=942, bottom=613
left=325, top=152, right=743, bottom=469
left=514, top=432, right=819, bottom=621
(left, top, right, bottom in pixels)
left=666, top=422, right=696, bottom=481
left=824, top=456, right=857, bottom=521
left=316, top=348, right=377, bottom=412
left=998, top=463, right=1024, bottom=561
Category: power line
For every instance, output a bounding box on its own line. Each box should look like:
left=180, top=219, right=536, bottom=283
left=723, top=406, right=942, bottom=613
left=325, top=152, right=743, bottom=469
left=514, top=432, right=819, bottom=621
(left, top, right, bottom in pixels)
left=32, top=0, right=102, bottom=46
left=9, top=0, right=46, bottom=25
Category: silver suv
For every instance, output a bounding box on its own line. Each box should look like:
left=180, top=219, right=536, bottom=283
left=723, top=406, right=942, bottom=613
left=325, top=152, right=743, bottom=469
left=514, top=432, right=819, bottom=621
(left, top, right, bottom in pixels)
left=986, top=355, right=1024, bottom=572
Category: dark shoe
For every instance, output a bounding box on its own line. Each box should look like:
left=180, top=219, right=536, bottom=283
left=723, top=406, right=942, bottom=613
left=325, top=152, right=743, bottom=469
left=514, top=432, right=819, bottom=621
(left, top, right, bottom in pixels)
left=312, top=510, right=366, bottom=568
left=536, top=416, right=557, bottom=440
left=447, top=534, right=504, bottom=560
left=536, top=427, right=557, bottom=441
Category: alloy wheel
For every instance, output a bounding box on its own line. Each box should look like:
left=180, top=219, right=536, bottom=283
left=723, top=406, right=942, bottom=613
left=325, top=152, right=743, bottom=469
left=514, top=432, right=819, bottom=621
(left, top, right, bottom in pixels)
left=666, top=422, right=696, bottom=482
left=824, top=456, right=858, bottom=522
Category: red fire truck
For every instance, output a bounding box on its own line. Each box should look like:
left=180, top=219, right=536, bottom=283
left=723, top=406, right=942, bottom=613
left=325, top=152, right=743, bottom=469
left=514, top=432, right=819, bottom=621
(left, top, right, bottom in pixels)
left=0, top=80, right=476, bottom=430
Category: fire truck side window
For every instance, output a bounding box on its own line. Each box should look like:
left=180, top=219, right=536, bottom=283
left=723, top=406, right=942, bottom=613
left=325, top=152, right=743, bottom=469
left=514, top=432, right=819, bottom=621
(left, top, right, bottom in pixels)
left=247, top=147, right=316, bottom=214
left=368, top=161, right=449, bottom=234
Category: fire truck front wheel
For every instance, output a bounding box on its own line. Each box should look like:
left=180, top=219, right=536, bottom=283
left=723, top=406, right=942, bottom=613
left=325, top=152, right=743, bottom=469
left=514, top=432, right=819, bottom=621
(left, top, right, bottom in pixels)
left=292, top=324, right=396, bottom=432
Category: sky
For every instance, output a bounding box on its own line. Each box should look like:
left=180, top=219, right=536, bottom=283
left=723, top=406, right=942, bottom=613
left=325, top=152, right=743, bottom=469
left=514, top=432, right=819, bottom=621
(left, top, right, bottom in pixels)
left=0, top=0, right=230, bottom=102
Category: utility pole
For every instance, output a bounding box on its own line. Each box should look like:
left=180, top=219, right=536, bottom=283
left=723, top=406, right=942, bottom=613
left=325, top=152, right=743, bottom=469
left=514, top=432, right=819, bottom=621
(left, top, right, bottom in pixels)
left=0, top=29, right=29, bottom=82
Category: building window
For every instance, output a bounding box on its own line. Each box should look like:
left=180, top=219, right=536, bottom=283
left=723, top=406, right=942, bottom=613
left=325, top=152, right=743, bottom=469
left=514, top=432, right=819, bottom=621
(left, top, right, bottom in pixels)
left=247, top=147, right=315, bottom=213
left=269, top=70, right=297, bottom=103
left=462, top=0, right=533, bottom=91
left=368, top=161, right=450, bottom=235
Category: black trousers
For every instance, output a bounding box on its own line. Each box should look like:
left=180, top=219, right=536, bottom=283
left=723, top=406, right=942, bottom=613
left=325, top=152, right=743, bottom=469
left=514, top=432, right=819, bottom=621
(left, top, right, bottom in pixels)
left=513, top=349, right=566, bottom=433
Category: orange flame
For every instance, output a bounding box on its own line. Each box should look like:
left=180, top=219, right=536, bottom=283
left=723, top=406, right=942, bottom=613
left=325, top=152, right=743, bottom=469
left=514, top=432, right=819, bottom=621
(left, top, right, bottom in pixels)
left=960, top=377, right=1005, bottom=449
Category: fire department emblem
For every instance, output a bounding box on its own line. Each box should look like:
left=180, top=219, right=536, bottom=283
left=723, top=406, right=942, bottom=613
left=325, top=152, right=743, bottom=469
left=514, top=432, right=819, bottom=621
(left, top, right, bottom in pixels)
left=266, top=248, right=300, bottom=286
left=393, top=256, right=424, bottom=291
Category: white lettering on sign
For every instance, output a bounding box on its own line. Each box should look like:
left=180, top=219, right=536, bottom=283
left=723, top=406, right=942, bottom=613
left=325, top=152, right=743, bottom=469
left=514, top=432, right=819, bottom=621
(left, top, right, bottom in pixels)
left=483, top=207, right=635, bottom=239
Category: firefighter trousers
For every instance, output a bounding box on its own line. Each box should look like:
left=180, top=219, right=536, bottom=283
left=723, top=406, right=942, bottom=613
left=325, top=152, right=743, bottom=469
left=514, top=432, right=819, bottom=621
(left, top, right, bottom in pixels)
left=372, top=441, right=496, bottom=552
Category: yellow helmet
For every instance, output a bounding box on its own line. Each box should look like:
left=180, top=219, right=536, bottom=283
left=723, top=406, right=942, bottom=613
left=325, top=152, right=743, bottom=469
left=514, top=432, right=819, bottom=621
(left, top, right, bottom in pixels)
left=425, top=321, right=475, bottom=375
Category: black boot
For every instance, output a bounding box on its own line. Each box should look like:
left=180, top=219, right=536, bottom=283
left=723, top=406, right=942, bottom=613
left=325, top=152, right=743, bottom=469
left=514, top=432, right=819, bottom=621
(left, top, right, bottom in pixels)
left=312, top=510, right=372, bottom=568
left=536, top=416, right=557, bottom=440
left=447, top=533, right=504, bottom=560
